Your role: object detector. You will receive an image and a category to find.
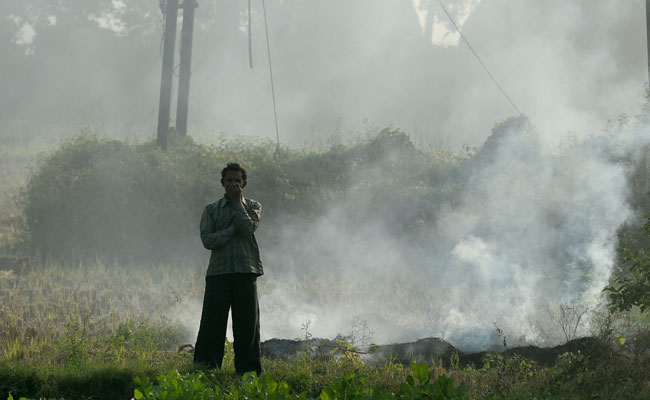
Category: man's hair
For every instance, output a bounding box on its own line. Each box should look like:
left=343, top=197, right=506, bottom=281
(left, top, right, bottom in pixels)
left=221, top=163, right=247, bottom=181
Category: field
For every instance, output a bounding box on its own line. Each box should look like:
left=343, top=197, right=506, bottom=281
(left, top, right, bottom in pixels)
left=2, top=126, right=650, bottom=399
left=1, top=261, right=649, bottom=399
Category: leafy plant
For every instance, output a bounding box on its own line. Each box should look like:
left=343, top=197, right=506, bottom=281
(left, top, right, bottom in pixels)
left=397, top=363, right=468, bottom=400
left=319, top=371, right=380, bottom=400
left=134, top=370, right=304, bottom=400
left=606, top=245, right=650, bottom=313
left=134, top=370, right=221, bottom=399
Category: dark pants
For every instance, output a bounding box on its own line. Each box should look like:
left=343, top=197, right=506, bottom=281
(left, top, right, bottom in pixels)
left=193, top=273, right=261, bottom=376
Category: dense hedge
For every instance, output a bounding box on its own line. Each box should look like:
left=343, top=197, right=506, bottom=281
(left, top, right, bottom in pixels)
left=21, top=134, right=281, bottom=262
left=23, top=115, right=650, bottom=265
left=20, top=129, right=460, bottom=263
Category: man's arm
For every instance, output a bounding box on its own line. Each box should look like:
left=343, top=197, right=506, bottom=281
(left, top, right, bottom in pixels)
left=232, top=200, right=261, bottom=235
left=199, top=206, right=235, bottom=250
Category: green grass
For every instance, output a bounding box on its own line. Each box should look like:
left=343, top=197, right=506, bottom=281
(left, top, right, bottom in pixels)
left=3, top=348, right=650, bottom=399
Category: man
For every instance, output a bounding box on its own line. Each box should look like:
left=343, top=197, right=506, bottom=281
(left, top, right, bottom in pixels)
left=194, top=163, right=263, bottom=376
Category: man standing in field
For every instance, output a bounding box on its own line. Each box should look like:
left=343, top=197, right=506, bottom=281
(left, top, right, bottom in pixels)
left=194, top=163, right=263, bottom=376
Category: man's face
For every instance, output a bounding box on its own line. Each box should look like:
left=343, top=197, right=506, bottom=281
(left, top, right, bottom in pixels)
left=221, top=170, right=247, bottom=195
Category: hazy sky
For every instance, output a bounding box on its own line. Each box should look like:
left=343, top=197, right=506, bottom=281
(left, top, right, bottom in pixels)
left=1, top=0, right=647, bottom=149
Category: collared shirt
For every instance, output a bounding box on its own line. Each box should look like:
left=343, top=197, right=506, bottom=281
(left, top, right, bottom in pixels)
left=200, top=195, right=263, bottom=276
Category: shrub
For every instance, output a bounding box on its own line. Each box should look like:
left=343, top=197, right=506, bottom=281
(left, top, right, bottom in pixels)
left=20, top=129, right=459, bottom=263
left=20, top=134, right=300, bottom=263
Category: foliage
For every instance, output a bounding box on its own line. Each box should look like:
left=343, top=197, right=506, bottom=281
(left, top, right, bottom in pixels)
left=134, top=369, right=305, bottom=400
left=19, top=129, right=459, bottom=263
left=21, top=134, right=225, bottom=262
left=477, top=354, right=536, bottom=398
left=133, top=370, right=222, bottom=400
left=131, top=363, right=468, bottom=400
left=4, top=338, right=650, bottom=400
left=606, top=216, right=650, bottom=313
left=396, top=363, right=468, bottom=400
left=517, top=349, right=647, bottom=400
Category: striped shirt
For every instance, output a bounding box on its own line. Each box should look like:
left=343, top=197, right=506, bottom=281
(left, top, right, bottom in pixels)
left=199, top=195, right=263, bottom=276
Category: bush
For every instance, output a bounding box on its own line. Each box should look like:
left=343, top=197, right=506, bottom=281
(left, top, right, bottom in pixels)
left=21, top=134, right=299, bottom=263
left=20, top=129, right=459, bottom=263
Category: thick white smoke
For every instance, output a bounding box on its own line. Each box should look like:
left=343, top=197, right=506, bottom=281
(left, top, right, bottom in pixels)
left=252, top=119, right=648, bottom=351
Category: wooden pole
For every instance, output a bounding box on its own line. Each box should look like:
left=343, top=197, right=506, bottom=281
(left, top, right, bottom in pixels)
left=156, top=0, right=179, bottom=151
left=176, top=0, right=197, bottom=137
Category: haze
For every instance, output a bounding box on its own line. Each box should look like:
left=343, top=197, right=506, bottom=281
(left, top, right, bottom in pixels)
left=1, top=0, right=646, bottom=148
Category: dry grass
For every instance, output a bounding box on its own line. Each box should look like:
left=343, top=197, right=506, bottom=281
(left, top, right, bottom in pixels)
left=0, top=261, right=204, bottom=358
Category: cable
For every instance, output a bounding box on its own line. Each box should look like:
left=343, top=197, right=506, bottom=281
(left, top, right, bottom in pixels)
left=248, top=0, right=253, bottom=68
left=436, top=0, right=523, bottom=116
left=261, top=0, right=281, bottom=149
left=160, top=6, right=166, bottom=58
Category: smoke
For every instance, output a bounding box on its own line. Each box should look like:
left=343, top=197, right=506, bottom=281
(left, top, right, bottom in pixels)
left=246, top=118, right=648, bottom=351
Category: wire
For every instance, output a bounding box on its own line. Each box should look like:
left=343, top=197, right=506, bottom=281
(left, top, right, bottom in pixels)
left=160, top=6, right=166, bottom=58
left=248, top=0, right=253, bottom=68
left=436, top=0, right=523, bottom=116
left=261, top=0, right=281, bottom=149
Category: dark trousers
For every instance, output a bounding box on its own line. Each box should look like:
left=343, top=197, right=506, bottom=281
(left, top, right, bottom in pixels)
left=193, top=273, right=261, bottom=376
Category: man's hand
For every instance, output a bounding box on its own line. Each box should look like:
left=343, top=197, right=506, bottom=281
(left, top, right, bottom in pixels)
left=222, top=170, right=246, bottom=204
left=226, top=182, right=243, bottom=204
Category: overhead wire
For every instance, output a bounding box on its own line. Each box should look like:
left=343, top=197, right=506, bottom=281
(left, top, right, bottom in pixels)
left=159, top=3, right=166, bottom=57
left=436, top=0, right=523, bottom=116
left=248, top=0, right=254, bottom=68
left=261, top=0, right=281, bottom=151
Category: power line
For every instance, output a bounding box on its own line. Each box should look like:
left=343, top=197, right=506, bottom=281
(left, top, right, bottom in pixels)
left=436, top=0, right=523, bottom=116
left=248, top=0, right=253, bottom=68
left=261, top=0, right=281, bottom=149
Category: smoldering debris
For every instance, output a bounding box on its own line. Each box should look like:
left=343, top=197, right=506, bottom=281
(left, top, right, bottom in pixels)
left=260, top=335, right=606, bottom=369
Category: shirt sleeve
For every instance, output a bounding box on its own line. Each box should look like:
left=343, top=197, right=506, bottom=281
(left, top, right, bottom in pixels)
left=200, top=206, right=235, bottom=250
left=232, top=200, right=261, bottom=235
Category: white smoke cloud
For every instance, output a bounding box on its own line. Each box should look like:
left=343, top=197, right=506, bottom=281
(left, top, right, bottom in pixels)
left=254, top=119, right=646, bottom=351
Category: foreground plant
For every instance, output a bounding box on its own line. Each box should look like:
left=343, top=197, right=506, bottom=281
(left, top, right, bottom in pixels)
left=132, top=363, right=468, bottom=400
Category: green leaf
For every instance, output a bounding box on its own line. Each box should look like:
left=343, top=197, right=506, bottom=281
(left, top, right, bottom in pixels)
left=133, top=389, right=144, bottom=399
left=319, top=388, right=334, bottom=400
left=411, top=362, right=430, bottom=384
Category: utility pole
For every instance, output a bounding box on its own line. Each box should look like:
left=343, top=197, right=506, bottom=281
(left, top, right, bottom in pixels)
left=156, top=0, right=179, bottom=151
left=176, top=0, right=198, bottom=137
